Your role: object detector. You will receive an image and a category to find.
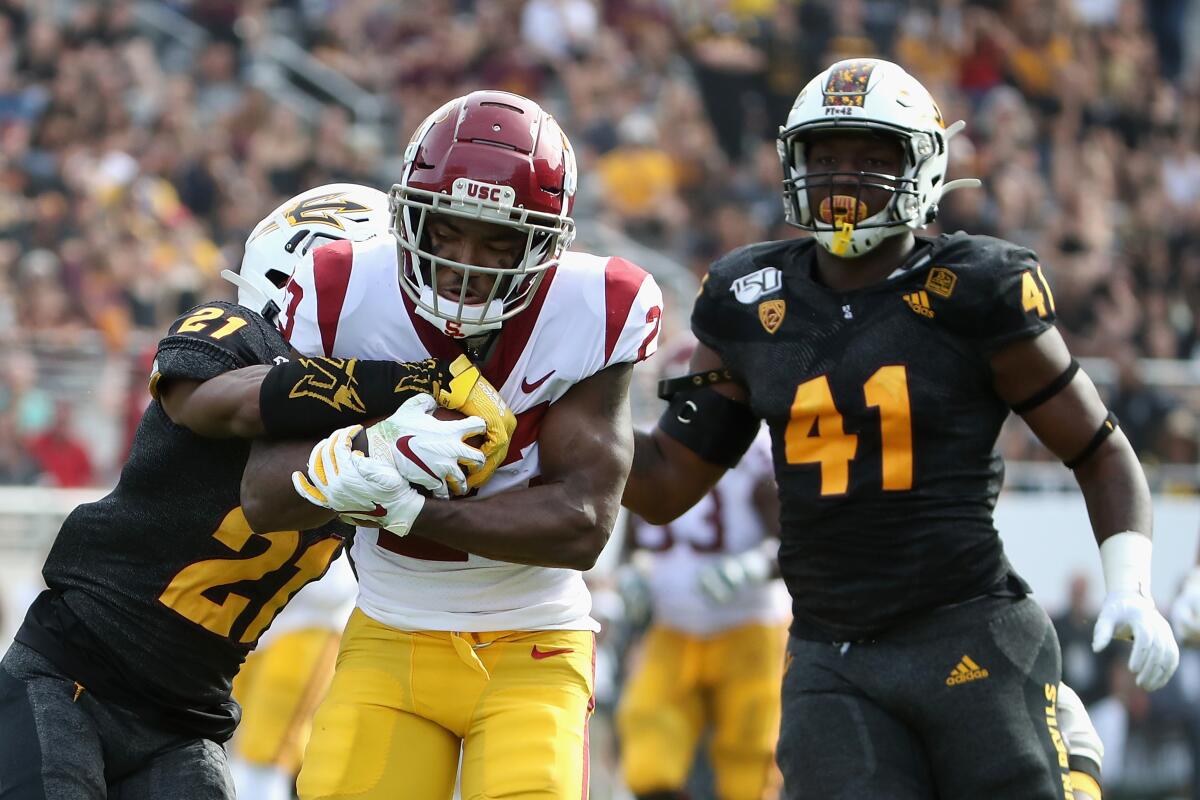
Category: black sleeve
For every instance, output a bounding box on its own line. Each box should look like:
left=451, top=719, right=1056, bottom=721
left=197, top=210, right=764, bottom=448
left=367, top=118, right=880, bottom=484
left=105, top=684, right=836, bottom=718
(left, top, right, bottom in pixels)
left=150, top=301, right=275, bottom=396
left=935, top=237, right=1057, bottom=353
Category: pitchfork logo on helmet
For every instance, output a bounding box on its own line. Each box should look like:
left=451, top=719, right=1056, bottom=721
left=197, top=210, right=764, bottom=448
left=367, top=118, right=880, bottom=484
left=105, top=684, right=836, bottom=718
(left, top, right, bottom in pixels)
left=822, top=59, right=877, bottom=108
left=391, top=90, right=577, bottom=338
left=778, top=58, right=980, bottom=258
left=224, top=183, right=391, bottom=322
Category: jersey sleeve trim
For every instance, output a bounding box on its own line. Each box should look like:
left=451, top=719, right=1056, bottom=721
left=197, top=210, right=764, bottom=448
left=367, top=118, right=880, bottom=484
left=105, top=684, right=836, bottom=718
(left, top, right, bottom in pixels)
left=313, top=240, right=355, bottom=357
left=602, top=257, right=649, bottom=364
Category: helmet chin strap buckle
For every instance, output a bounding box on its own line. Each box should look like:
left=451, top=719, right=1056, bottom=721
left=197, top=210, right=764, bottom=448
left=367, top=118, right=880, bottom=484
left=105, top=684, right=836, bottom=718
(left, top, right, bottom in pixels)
left=830, top=220, right=856, bottom=256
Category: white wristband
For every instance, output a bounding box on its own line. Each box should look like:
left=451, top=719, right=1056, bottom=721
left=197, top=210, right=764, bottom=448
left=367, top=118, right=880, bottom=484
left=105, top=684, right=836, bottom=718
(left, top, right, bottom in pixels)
left=1099, top=531, right=1152, bottom=597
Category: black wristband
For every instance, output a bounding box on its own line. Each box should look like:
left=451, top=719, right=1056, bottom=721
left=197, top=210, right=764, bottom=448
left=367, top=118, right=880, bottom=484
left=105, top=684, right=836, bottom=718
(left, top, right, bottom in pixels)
left=259, top=357, right=450, bottom=438
left=658, top=386, right=759, bottom=467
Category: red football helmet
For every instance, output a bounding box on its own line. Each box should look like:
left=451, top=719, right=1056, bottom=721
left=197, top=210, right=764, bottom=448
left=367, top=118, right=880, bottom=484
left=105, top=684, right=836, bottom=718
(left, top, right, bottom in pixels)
left=391, top=91, right=578, bottom=337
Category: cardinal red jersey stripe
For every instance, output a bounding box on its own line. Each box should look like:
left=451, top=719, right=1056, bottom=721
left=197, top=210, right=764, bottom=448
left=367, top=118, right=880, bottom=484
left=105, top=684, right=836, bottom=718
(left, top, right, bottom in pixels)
left=602, top=257, right=648, bottom=365
left=313, top=240, right=355, bottom=357
left=484, top=266, right=558, bottom=390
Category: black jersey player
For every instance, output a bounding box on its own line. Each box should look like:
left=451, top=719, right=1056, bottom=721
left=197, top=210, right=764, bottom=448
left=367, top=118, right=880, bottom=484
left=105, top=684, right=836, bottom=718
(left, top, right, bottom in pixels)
left=624, top=58, right=1178, bottom=799
left=0, top=184, right=513, bottom=800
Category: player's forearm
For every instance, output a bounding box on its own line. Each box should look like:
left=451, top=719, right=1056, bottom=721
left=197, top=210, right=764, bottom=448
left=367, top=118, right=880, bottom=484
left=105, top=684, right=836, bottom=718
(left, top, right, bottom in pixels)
left=412, top=483, right=617, bottom=570
left=241, top=438, right=338, bottom=533
left=1072, top=431, right=1153, bottom=545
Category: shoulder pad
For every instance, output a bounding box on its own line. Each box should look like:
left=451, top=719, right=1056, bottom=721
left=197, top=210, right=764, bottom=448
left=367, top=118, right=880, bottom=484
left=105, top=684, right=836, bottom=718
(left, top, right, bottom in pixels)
left=921, top=233, right=1056, bottom=351
left=280, top=237, right=397, bottom=357
left=693, top=239, right=808, bottom=349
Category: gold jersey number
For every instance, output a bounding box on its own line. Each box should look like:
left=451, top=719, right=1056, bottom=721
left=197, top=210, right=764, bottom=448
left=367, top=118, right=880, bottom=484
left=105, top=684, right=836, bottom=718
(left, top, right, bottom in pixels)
left=178, top=306, right=249, bottom=339
left=785, top=366, right=913, bottom=495
left=158, top=507, right=340, bottom=644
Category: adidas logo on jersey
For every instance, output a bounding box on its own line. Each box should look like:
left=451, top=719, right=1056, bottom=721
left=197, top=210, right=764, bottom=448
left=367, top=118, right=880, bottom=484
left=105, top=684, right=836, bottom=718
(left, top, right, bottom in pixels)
left=946, top=656, right=989, bottom=686
left=903, top=290, right=935, bottom=318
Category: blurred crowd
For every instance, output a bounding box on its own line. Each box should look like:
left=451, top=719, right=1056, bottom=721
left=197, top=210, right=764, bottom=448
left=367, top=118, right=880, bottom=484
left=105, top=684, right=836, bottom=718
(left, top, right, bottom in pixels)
left=0, top=0, right=1199, bottom=486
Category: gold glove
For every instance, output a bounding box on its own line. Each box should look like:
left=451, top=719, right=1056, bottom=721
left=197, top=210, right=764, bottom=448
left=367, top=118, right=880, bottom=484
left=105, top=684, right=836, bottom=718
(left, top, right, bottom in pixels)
left=438, top=355, right=517, bottom=489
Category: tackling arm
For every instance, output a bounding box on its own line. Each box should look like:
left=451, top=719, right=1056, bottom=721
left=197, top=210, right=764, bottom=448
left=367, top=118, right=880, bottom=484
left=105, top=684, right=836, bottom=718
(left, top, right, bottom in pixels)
left=623, top=341, right=738, bottom=524
left=157, top=355, right=472, bottom=440
left=409, top=363, right=636, bottom=571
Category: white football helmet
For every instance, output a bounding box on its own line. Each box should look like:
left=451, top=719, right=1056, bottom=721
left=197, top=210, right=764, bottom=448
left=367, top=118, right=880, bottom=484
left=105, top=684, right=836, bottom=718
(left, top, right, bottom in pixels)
left=777, top=58, right=980, bottom=258
left=223, top=183, right=391, bottom=322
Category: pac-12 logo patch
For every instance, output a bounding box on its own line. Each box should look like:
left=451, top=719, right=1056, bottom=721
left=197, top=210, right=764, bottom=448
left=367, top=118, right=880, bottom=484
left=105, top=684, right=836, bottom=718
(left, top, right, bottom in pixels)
left=925, top=266, right=957, bottom=299
left=732, top=267, right=782, bottom=304
left=758, top=299, right=786, bottom=334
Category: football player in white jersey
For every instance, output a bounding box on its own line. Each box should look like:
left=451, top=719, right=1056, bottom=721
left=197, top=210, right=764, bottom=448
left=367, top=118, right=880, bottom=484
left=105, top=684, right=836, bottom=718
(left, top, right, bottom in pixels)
left=221, top=183, right=487, bottom=800
left=617, top=338, right=787, bottom=800
left=238, top=90, right=663, bottom=800
left=620, top=437, right=787, bottom=799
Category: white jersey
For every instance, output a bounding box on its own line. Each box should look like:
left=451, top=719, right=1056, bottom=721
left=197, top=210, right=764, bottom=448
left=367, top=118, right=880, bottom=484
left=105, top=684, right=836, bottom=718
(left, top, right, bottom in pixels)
left=281, top=235, right=663, bottom=632
left=256, top=552, right=357, bottom=647
left=631, top=430, right=789, bottom=635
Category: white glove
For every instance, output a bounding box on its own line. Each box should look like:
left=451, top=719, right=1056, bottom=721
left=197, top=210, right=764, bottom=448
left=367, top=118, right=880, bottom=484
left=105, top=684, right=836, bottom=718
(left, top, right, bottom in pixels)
left=1092, top=532, right=1180, bottom=691
left=697, top=547, right=772, bottom=605
left=364, top=394, right=487, bottom=498
left=614, top=562, right=653, bottom=628
left=291, top=425, right=426, bottom=537
left=1170, top=567, right=1200, bottom=645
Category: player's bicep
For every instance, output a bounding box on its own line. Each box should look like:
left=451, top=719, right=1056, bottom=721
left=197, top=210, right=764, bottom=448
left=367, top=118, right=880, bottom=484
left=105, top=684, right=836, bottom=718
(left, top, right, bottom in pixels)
left=538, top=363, right=635, bottom=526
left=157, top=377, right=203, bottom=426
left=160, top=366, right=274, bottom=438
left=991, top=328, right=1110, bottom=461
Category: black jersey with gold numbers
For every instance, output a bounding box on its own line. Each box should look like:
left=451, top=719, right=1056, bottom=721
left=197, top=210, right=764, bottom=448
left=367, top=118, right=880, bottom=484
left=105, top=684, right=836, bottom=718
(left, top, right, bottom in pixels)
left=16, top=300, right=346, bottom=741
left=691, top=233, right=1056, bottom=642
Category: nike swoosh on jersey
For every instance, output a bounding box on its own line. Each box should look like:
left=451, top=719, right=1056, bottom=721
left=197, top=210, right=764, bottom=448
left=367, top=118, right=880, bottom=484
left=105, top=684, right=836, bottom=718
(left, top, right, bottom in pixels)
left=520, top=370, right=555, bottom=393
left=530, top=645, right=574, bottom=660
left=396, top=435, right=439, bottom=481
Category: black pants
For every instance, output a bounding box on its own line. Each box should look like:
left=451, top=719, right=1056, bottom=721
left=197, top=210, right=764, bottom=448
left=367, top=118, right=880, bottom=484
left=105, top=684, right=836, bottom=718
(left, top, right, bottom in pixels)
left=777, top=596, right=1071, bottom=799
left=0, top=642, right=234, bottom=800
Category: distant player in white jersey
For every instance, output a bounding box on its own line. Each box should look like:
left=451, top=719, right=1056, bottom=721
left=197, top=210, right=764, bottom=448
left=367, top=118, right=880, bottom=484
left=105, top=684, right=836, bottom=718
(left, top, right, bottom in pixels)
left=240, top=90, right=663, bottom=800
left=616, top=339, right=787, bottom=800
